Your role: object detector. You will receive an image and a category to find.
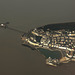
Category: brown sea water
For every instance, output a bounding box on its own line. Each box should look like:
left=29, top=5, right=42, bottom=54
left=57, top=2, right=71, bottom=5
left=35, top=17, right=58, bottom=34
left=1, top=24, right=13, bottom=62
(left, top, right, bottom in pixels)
left=0, top=0, right=75, bottom=75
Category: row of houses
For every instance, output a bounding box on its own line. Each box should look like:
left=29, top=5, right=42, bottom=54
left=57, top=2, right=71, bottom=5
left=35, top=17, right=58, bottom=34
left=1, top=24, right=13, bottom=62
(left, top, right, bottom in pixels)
left=30, top=28, right=75, bottom=51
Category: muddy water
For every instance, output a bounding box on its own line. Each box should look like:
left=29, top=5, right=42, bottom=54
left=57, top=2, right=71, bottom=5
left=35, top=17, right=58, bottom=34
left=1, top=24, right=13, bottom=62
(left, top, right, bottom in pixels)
left=0, top=0, right=75, bottom=75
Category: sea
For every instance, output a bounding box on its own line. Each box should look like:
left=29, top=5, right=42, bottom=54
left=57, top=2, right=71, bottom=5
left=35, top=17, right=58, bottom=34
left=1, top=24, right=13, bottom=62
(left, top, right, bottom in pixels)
left=0, top=0, right=75, bottom=75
